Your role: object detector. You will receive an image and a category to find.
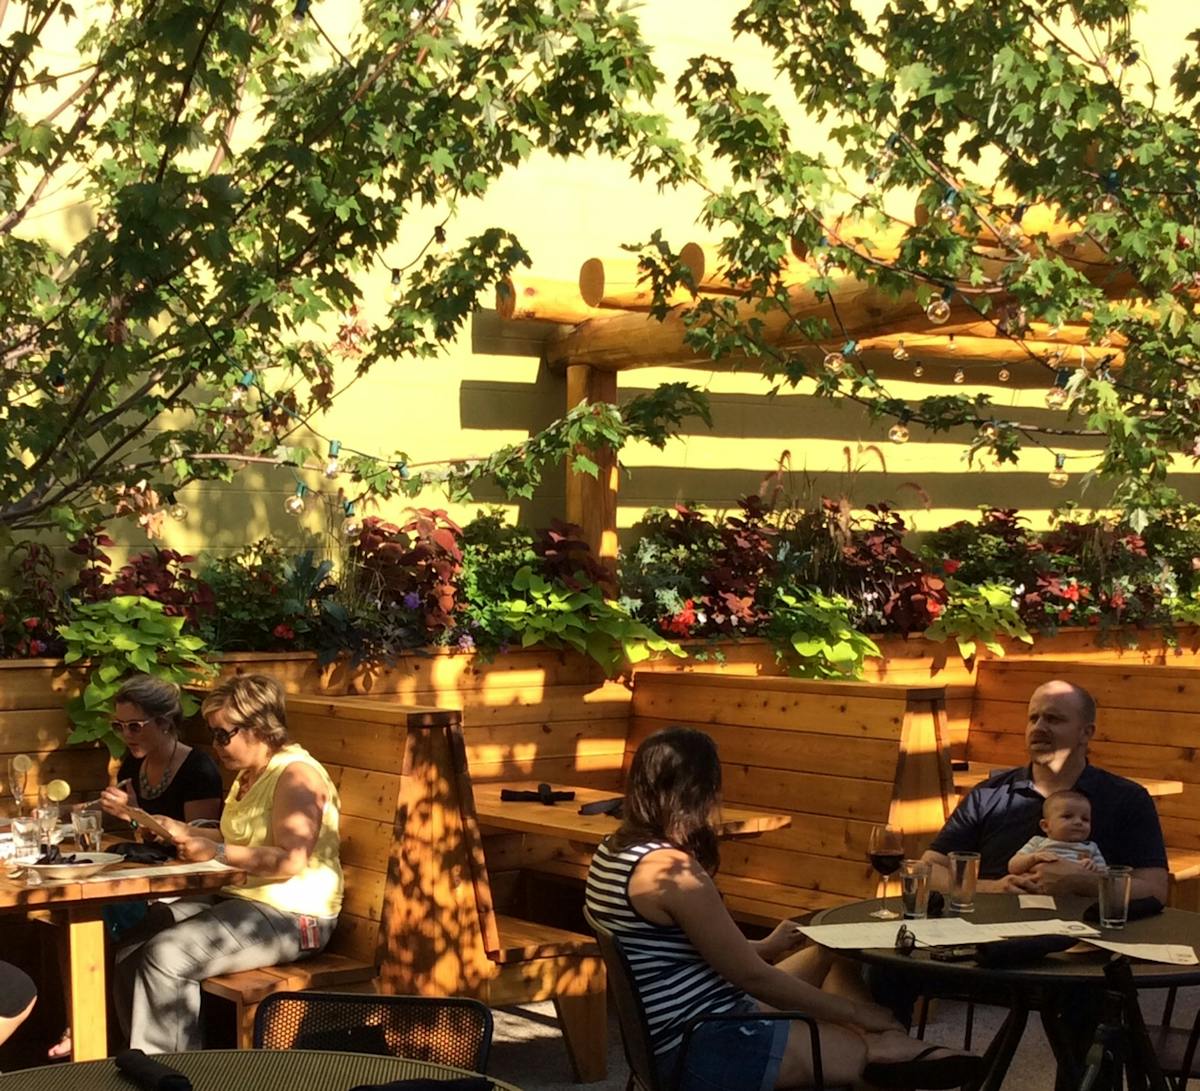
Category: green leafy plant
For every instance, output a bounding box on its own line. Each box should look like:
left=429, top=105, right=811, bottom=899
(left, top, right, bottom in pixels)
left=763, top=589, right=880, bottom=679
left=58, top=596, right=214, bottom=755
left=494, top=566, right=685, bottom=675
left=925, top=582, right=1033, bottom=662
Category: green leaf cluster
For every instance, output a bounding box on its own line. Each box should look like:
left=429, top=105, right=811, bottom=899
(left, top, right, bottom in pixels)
left=763, top=589, right=881, bottom=679
left=58, top=596, right=214, bottom=755
left=924, top=582, right=1033, bottom=662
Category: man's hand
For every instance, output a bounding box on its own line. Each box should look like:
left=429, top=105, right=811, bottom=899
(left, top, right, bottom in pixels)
left=978, top=874, right=1042, bottom=894
left=1029, top=858, right=1098, bottom=894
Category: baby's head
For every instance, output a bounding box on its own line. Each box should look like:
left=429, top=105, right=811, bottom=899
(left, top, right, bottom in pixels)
left=1040, top=789, right=1092, bottom=843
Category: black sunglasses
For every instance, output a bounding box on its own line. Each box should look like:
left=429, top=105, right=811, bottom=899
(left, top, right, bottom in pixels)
left=209, top=724, right=242, bottom=747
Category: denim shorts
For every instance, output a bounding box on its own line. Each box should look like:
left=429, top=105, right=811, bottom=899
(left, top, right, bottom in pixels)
left=656, top=998, right=789, bottom=1091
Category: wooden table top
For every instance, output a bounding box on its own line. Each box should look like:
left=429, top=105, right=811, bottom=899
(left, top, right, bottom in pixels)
left=0, top=1048, right=521, bottom=1090
left=474, top=781, right=791, bottom=843
left=953, top=767, right=1183, bottom=797
left=0, top=857, right=242, bottom=911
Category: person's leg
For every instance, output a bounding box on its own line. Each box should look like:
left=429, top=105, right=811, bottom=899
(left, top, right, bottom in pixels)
left=774, top=946, right=874, bottom=1004
left=125, top=898, right=327, bottom=1054
left=0, top=961, right=37, bottom=1049
left=775, top=1020, right=866, bottom=1089
left=112, top=897, right=213, bottom=1043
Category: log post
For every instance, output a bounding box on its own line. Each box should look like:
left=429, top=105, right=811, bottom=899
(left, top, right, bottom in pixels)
left=565, top=364, right=619, bottom=576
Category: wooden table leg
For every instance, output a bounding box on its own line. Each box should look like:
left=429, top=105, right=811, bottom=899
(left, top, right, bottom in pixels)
left=66, top=906, right=107, bottom=1061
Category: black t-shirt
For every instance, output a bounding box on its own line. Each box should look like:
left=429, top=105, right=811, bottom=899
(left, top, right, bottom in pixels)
left=928, top=762, right=1168, bottom=879
left=117, top=747, right=224, bottom=822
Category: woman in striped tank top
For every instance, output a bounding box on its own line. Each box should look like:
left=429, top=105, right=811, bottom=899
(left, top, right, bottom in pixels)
left=585, top=728, right=982, bottom=1090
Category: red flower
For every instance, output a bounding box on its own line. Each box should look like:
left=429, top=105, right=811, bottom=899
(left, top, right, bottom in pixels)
left=926, top=599, right=944, bottom=619
left=272, top=623, right=296, bottom=641
left=22, top=617, right=39, bottom=630
left=1061, top=584, right=1080, bottom=602
left=1110, top=592, right=1127, bottom=609
left=28, top=639, right=45, bottom=656
left=1059, top=609, right=1073, bottom=621
left=943, top=560, right=961, bottom=575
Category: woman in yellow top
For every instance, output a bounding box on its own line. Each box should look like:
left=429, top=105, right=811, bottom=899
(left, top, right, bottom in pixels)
left=112, top=674, right=343, bottom=1053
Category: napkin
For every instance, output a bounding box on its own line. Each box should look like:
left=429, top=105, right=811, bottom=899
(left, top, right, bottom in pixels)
left=114, top=1048, right=192, bottom=1091
left=346, top=1080, right=491, bottom=1091
left=578, top=796, right=623, bottom=818
left=109, top=841, right=176, bottom=864
left=499, top=783, right=574, bottom=806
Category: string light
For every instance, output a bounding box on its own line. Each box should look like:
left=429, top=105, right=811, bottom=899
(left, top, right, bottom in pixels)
left=935, top=187, right=959, bottom=223
left=953, top=368, right=965, bottom=384
left=228, top=370, right=254, bottom=406
left=912, top=364, right=925, bottom=378
left=978, top=422, right=998, bottom=441
left=926, top=288, right=953, bottom=325
left=292, top=0, right=310, bottom=20
left=888, top=423, right=910, bottom=444
left=823, top=351, right=845, bottom=374
left=892, top=341, right=909, bottom=361
left=323, top=440, right=342, bottom=479
left=1048, top=453, right=1069, bottom=488
left=946, top=335, right=958, bottom=352
left=1045, top=369, right=1071, bottom=409
left=997, top=368, right=1011, bottom=382
left=284, top=483, right=308, bottom=516
left=165, top=491, right=188, bottom=521
left=999, top=204, right=1026, bottom=246
left=341, top=500, right=361, bottom=540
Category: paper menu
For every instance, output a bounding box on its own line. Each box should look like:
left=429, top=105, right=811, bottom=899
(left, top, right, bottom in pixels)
left=798, top=918, right=980, bottom=950
left=1086, top=940, right=1199, bottom=965
left=988, top=919, right=1099, bottom=939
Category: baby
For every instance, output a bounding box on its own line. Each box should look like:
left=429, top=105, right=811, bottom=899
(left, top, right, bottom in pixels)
left=1009, top=789, right=1107, bottom=874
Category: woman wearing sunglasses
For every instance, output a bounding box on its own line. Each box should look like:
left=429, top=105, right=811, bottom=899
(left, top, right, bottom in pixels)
left=43, top=676, right=224, bottom=1060
left=111, top=673, right=343, bottom=1054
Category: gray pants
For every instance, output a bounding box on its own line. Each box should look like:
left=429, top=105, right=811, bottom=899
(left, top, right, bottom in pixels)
left=113, top=896, right=335, bottom=1053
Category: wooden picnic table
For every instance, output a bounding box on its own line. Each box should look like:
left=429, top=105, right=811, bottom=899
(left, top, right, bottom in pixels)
left=0, top=853, right=243, bottom=1062
left=473, top=781, right=792, bottom=843
left=952, top=766, right=1183, bottom=797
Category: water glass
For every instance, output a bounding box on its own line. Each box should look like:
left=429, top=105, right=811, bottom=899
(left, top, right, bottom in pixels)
left=1099, top=865, right=1133, bottom=929
left=32, top=804, right=58, bottom=854
left=900, top=859, right=932, bottom=919
left=72, top=810, right=103, bottom=854
left=948, top=851, right=981, bottom=913
left=10, top=816, right=40, bottom=863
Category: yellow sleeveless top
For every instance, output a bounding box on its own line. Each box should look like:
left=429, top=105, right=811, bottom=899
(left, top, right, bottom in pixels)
left=220, top=743, right=343, bottom=918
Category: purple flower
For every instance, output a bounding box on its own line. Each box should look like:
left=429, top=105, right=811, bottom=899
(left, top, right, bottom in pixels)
left=456, top=632, right=476, bottom=651
left=402, top=591, right=421, bottom=610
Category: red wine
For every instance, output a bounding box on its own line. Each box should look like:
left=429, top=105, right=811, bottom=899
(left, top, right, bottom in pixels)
left=870, top=852, right=904, bottom=876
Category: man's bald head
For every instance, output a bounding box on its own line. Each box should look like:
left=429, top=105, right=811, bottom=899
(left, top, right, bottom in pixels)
left=1033, top=680, right=1096, bottom=726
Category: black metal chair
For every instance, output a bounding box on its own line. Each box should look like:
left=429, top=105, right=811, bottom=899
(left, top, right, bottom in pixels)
left=1074, top=958, right=1170, bottom=1091
left=584, top=907, right=838, bottom=1091
left=252, top=991, right=493, bottom=1073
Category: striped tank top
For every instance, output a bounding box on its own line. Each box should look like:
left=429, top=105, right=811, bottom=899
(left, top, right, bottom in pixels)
left=585, top=837, right=746, bottom=1055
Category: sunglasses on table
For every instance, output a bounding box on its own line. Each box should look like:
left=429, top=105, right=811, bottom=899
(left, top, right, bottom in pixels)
left=208, top=724, right=242, bottom=747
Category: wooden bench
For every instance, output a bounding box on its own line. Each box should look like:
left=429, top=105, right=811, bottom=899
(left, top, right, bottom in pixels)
left=965, top=658, right=1200, bottom=908
left=484, top=672, right=956, bottom=927
left=197, top=696, right=607, bottom=1081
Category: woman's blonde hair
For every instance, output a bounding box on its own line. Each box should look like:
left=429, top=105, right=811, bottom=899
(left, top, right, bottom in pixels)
left=201, top=674, right=289, bottom=748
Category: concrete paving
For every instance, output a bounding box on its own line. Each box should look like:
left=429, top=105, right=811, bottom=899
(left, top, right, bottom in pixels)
left=488, top=986, right=1200, bottom=1090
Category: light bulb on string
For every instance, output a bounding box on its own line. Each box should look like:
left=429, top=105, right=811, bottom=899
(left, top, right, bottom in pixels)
left=228, top=370, right=254, bottom=407
left=978, top=422, right=998, bottom=441
left=997, top=368, right=1011, bottom=382
left=888, top=423, right=910, bottom=444
left=292, top=0, right=310, bottom=20
left=394, top=461, right=411, bottom=480
left=324, top=440, right=342, bottom=479
left=926, top=288, right=953, bottom=325
left=946, top=335, right=958, bottom=352
left=1048, top=453, right=1069, bottom=489
left=284, top=484, right=307, bottom=516
left=953, top=368, right=965, bottom=384
left=1045, top=369, right=1071, bottom=409
left=892, top=341, right=910, bottom=361
left=257, top=409, right=274, bottom=434
left=912, top=364, right=925, bottom=378
left=823, top=351, right=845, bottom=374
left=342, top=500, right=361, bottom=540
left=165, top=492, right=188, bottom=521
left=935, top=187, right=959, bottom=223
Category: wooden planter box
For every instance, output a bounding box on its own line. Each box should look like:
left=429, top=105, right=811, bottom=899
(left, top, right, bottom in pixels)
left=3, top=626, right=1198, bottom=808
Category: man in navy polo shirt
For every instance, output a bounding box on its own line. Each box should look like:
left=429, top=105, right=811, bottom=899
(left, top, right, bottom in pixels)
left=921, top=679, right=1168, bottom=902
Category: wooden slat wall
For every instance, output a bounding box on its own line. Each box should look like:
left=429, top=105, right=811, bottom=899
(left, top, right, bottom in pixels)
left=329, top=650, right=632, bottom=792
left=628, top=672, right=952, bottom=924
left=969, top=659, right=1200, bottom=852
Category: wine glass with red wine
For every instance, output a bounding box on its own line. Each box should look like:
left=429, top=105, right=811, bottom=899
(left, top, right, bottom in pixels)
left=867, top=825, right=904, bottom=920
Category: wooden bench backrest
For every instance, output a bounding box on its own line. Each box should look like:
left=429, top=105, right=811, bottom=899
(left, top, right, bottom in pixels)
left=970, top=659, right=1200, bottom=850
left=628, top=672, right=953, bottom=919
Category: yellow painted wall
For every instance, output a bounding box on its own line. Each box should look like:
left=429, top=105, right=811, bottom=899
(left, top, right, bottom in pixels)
left=7, top=1, right=1198, bottom=568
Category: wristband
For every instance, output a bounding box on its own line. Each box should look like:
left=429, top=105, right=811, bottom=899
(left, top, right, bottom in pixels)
left=214, top=842, right=227, bottom=865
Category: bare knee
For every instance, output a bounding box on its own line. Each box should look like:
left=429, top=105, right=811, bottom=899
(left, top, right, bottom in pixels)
left=776, top=1020, right=865, bottom=1089
left=0, top=993, right=37, bottom=1049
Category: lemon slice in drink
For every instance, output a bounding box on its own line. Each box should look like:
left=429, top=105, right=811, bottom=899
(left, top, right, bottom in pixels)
left=11, top=754, right=33, bottom=774
left=44, top=779, right=71, bottom=803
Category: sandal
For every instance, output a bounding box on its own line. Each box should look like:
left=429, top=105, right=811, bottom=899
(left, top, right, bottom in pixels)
left=47, top=1028, right=72, bottom=1061
left=862, top=1045, right=983, bottom=1089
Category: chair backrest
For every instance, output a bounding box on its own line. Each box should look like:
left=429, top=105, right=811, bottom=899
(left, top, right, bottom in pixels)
left=252, top=991, right=493, bottom=1073
left=583, top=907, right=665, bottom=1091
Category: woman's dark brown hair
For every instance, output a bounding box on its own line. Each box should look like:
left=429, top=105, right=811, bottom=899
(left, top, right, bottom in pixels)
left=612, top=727, right=722, bottom=873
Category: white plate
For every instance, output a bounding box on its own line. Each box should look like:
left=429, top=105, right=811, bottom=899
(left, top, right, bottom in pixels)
left=26, top=851, right=125, bottom=880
